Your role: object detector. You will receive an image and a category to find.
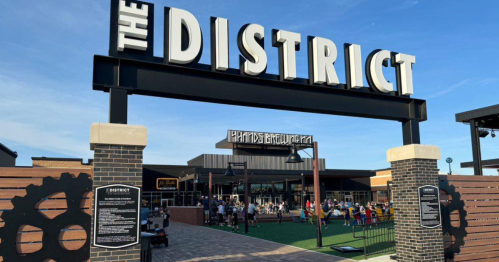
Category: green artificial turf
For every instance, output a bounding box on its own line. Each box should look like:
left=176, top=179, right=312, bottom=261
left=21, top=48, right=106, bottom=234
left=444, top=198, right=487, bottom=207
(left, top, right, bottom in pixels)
left=207, top=220, right=394, bottom=260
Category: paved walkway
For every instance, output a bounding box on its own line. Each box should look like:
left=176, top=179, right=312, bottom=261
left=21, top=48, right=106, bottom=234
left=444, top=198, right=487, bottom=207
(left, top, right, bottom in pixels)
left=152, top=222, right=355, bottom=262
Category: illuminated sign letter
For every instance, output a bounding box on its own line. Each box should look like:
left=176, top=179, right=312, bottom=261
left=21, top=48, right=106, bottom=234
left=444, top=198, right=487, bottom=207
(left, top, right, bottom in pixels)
left=238, top=24, right=267, bottom=76
left=393, top=53, right=416, bottom=95
left=309, top=36, right=339, bottom=86
left=272, top=29, right=301, bottom=80
left=367, top=49, right=393, bottom=93
left=210, top=17, right=229, bottom=71
left=166, top=7, right=203, bottom=65
left=345, top=43, right=364, bottom=89
left=117, top=0, right=148, bottom=51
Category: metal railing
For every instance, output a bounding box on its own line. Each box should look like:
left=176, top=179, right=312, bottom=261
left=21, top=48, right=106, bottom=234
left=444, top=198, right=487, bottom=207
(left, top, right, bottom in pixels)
left=353, top=215, right=395, bottom=260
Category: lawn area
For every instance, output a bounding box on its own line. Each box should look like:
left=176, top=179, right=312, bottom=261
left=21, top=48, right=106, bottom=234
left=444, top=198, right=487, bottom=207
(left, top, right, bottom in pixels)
left=207, top=220, right=394, bottom=260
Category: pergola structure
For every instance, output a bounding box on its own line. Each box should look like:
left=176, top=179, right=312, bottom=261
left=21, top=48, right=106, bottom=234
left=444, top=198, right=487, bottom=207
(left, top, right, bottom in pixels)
left=456, top=104, right=499, bottom=176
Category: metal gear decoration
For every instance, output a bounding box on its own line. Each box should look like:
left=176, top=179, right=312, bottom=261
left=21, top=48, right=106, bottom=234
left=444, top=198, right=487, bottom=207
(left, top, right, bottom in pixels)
left=440, top=177, right=468, bottom=261
left=0, top=173, right=92, bottom=262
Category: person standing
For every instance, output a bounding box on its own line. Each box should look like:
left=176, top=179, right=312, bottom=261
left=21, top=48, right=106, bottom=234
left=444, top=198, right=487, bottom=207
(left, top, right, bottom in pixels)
left=306, top=200, right=311, bottom=210
left=248, top=202, right=257, bottom=227
left=231, top=206, right=240, bottom=232
left=140, top=199, right=151, bottom=232
left=366, top=203, right=372, bottom=224
left=343, top=203, right=350, bottom=226
left=203, top=196, right=210, bottom=223
left=162, top=209, right=170, bottom=236
left=320, top=206, right=328, bottom=229
left=226, top=201, right=234, bottom=226
left=353, top=203, right=361, bottom=225
left=277, top=205, right=283, bottom=225
left=218, top=201, right=225, bottom=226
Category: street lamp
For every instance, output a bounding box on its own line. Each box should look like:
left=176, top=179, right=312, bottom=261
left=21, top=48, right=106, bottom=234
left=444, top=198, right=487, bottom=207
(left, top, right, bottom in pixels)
left=224, top=162, right=249, bottom=233
left=286, top=142, right=323, bottom=248
left=446, top=157, right=453, bottom=175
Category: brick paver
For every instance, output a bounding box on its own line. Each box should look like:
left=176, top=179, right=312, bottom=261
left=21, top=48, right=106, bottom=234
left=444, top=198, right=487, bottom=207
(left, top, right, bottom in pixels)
left=152, top=222, right=354, bottom=262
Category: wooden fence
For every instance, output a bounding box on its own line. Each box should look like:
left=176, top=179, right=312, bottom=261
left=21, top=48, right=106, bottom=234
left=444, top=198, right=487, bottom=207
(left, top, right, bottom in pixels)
left=440, top=175, right=499, bottom=261
left=0, top=167, right=93, bottom=262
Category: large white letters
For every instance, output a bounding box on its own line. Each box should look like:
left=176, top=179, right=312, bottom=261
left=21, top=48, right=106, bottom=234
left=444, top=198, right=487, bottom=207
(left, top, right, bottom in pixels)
left=117, top=0, right=148, bottom=51
left=238, top=24, right=267, bottom=76
left=394, top=53, right=416, bottom=95
left=212, top=17, right=229, bottom=71
left=346, top=44, right=364, bottom=89
left=310, top=37, right=339, bottom=86
left=369, top=50, right=393, bottom=93
left=273, top=30, right=301, bottom=80
left=167, top=7, right=203, bottom=64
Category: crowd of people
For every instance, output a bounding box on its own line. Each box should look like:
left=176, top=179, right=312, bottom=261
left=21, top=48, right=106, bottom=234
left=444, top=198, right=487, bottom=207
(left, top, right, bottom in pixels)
left=194, top=195, right=294, bottom=230
left=302, top=199, right=393, bottom=227
left=140, top=199, right=170, bottom=248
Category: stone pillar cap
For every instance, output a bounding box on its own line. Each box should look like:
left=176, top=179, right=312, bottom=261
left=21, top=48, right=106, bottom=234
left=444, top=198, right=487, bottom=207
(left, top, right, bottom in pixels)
left=90, top=123, right=147, bottom=150
left=387, top=144, right=440, bottom=162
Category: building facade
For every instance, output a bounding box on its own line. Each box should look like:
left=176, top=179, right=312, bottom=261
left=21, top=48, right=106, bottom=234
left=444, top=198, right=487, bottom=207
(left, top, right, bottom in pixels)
left=142, top=130, right=376, bottom=210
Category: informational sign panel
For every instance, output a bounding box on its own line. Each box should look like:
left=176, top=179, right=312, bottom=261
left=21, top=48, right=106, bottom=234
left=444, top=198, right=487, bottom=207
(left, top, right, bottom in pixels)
left=93, top=184, right=141, bottom=249
left=156, top=178, right=178, bottom=190
left=418, top=185, right=442, bottom=228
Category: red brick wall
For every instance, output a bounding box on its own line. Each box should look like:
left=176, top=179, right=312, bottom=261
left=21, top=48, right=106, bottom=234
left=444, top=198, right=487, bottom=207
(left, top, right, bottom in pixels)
left=169, top=207, right=204, bottom=226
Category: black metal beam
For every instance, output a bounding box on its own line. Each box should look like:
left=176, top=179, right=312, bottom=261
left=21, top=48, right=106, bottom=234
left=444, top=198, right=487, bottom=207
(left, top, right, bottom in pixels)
left=94, top=55, right=426, bottom=142
left=402, top=119, right=421, bottom=145
left=470, top=120, right=483, bottom=176
left=109, top=87, right=128, bottom=124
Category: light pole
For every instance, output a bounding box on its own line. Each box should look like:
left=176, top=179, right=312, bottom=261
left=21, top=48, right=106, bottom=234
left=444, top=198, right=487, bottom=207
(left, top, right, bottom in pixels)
left=446, top=157, right=453, bottom=175
left=225, top=162, right=249, bottom=233
left=301, top=173, right=305, bottom=210
left=286, top=142, right=322, bottom=248
left=208, top=172, right=213, bottom=226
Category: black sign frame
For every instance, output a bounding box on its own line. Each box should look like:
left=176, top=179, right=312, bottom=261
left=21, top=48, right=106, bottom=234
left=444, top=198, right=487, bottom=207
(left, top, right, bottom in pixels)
left=93, top=184, right=141, bottom=249
left=418, top=185, right=442, bottom=228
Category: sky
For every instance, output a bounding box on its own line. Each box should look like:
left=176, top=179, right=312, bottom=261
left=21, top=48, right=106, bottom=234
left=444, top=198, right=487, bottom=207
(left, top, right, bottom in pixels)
left=0, top=0, right=498, bottom=175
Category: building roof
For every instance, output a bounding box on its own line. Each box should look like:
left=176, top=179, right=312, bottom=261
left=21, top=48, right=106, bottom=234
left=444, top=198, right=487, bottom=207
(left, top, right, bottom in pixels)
left=456, top=104, right=499, bottom=129
left=0, top=143, right=18, bottom=158
left=31, top=156, right=93, bottom=165
left=144, top=164, right=375, bottom=184
left=461, top=158, right=499, bottom=169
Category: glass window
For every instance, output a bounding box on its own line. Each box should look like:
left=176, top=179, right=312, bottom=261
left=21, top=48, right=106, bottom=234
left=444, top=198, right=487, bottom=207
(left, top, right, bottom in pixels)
left=273, top=183, right=284, bottom=193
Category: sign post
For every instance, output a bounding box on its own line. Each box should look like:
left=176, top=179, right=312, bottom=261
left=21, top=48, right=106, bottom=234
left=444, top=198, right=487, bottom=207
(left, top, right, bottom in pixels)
left=93, top=184, right=141, bottom=249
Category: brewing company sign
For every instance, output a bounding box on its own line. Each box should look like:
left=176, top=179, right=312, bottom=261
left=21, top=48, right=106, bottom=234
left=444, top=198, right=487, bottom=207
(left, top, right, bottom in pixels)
left=110, top=0, right=416, bottom=96
left=93, top=184, right=141, bottom=249
left=227, top=130, right=312, bottom=146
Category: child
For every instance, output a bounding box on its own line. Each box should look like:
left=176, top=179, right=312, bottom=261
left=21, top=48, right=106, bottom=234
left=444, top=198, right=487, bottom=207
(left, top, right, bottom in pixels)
left=343, top=203, right=350, bottom=226
left=371, top=206, right=378, bottom=224
left=153, top=224, right=168, bottom=247
left=218, top=201, right=225, bottom=226
left=277, top=208, right=282, bottom=225
left=231, top=207, right=240, bottom=232
left=320, top=207, right=328, bottom=229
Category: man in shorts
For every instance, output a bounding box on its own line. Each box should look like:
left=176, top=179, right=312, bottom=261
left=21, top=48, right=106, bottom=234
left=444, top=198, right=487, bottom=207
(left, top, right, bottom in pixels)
left=248, top=202, right=257, bottom=227
left=203, top=196, right=210, bottom=223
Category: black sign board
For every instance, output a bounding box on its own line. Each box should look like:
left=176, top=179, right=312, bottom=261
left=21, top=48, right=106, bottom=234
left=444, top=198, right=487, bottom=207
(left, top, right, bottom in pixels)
left=418, top=185, right=441, bottom=228
left=93, top=184, right=141, bottom=249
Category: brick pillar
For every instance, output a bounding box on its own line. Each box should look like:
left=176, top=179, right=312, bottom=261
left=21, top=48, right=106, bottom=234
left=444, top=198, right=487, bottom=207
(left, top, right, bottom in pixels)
left=387, top=144, right=444, bottom=262
left=89, top=123, right=147, bottom=262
